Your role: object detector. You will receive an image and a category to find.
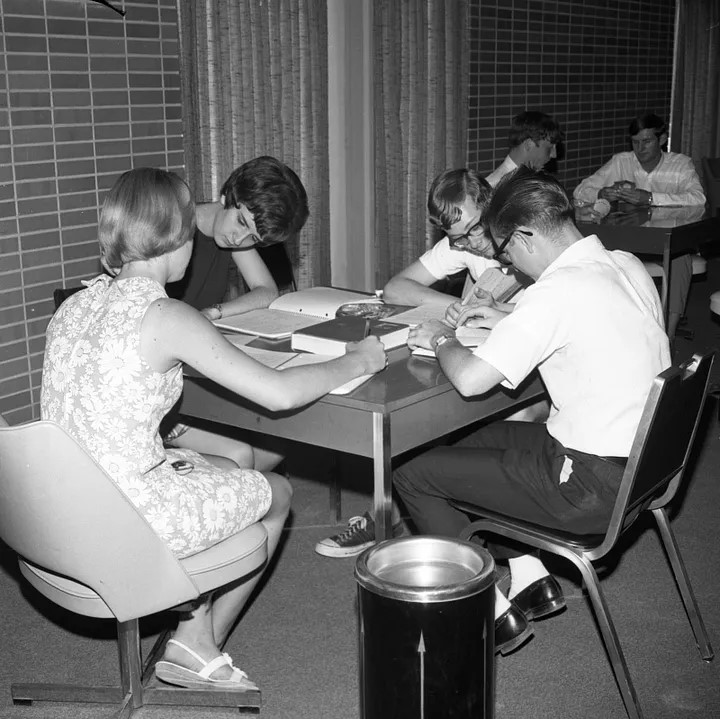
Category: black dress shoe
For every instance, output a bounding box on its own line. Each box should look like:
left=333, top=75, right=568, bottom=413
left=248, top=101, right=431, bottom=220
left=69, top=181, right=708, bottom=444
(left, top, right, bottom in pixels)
left=511, top=575, right=566, bottom=620
left=494, top=605, right=534, bottom=656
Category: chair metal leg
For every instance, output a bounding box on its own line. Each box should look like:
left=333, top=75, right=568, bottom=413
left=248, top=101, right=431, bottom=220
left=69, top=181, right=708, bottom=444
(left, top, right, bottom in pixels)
left=460, top=520, right=643, bottom=719
left=12, top=618, right=262, bottom=716
left=652, top=507, right=714, bottom=661
left=117, top=619, right=144, bottom=711
left=567, top=552, right=644, bottom=719
left=329, top=452, right=342, bottom=524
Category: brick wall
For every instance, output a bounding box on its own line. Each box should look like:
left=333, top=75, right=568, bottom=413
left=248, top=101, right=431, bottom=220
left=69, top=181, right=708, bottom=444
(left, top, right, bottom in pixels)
left=0, top=0, right=184, bottom=424
left=467, top=0, right=676, bottom=192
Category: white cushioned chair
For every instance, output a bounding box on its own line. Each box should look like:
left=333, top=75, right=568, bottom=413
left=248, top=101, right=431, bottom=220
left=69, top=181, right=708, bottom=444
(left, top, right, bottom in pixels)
left=0, top=418, right=268, bottom=717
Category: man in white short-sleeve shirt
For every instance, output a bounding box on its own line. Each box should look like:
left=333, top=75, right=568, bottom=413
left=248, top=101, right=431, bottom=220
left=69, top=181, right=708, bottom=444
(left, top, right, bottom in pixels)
left=573, top=113, right=706, bottom=339
left=395, top=168, right=671, bottom=656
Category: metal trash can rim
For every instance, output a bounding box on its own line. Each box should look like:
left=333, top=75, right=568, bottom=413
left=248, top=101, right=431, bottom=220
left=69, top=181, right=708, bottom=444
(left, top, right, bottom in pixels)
left=355, top=535, right=494, bottom=603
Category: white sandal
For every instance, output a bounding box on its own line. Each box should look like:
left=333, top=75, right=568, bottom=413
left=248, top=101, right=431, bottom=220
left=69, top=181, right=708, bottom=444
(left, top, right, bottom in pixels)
left=155, top=639, right=258, bottom=691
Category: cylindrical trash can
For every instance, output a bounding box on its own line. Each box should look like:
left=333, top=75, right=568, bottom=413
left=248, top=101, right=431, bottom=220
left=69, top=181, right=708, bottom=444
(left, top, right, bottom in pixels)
left=355, top=536, right=495, bottom=719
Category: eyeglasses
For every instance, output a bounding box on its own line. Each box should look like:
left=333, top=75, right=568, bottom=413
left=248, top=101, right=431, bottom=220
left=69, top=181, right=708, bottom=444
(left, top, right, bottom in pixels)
left=491, top=229, right=533, bottom=264
left=447, top=220, right=486, bottom=250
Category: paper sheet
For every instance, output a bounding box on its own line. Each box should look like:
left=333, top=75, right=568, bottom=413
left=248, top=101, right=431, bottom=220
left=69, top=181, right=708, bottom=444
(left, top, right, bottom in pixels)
left=280, top=353, right=374, bottom=395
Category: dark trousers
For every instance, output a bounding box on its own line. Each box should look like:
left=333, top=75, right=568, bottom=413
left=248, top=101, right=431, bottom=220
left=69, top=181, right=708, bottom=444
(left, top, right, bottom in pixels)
left=393, top=422, right=624, bottom=560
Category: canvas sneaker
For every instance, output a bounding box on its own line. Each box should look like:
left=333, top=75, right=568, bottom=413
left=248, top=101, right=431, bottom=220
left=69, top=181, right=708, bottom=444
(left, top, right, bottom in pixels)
left=314, top=511, right=404, bottom=558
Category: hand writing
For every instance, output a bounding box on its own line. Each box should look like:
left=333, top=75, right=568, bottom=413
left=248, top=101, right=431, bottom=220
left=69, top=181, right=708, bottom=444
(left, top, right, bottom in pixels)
left=453, top=304, right=507, bottom=329
left=407, top=319, right=452, bottom=351
left=346, top=335, right=387, bottom=374
left=445, top=288, right=495, bottom=328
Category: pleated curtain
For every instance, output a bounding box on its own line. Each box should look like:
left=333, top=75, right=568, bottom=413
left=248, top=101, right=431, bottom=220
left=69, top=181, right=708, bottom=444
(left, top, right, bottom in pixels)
left=176, top=0, right=330, bottom=288
left=672, top=0, right=720, bottom=167
left=176, top=0, right=469, bottom=288
left=373, top=0, right=469, bottom=285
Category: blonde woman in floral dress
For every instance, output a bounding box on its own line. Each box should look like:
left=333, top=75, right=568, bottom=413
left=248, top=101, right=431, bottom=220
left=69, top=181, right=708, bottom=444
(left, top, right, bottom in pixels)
left=41, top=167, right=386, bottom=690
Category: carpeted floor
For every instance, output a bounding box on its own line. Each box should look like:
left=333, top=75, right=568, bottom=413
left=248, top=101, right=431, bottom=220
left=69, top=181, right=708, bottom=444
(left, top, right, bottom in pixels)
left=2, top=258, right=720, bottom=719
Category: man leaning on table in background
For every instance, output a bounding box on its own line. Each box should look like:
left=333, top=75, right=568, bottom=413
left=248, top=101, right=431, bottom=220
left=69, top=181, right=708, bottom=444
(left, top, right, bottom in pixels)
left=394, top=167, right=671, bottom=655
left=573, top=113, right=706, bottom=340
left=485, top=110, right=564, bottom=187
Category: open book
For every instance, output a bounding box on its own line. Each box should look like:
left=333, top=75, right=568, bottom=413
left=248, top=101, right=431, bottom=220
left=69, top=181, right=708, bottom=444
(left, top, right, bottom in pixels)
left=411, top=326, right=491, bottom=358
left=214, top=287, right=375, bottom=339
left=280, top=353, right=374, bottom=395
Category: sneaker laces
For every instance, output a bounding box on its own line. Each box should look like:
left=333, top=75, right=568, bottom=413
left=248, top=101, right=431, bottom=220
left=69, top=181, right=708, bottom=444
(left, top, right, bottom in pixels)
left=334, top=514, right=373, bottom=542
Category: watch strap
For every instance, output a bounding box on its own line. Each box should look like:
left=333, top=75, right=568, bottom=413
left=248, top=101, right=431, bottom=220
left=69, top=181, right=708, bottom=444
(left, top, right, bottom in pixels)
left=433, top=333, right=454, bottom=352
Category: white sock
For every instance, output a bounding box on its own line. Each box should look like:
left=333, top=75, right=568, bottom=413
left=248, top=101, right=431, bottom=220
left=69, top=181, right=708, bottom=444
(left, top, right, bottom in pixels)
left=507, top=555, right=550, bottom=599
left=494, top=586, right=512, bottom=619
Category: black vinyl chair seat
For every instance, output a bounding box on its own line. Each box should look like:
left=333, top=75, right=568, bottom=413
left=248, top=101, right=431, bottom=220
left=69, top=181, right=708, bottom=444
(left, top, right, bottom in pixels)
left=450, top=500, right=606, bottom=551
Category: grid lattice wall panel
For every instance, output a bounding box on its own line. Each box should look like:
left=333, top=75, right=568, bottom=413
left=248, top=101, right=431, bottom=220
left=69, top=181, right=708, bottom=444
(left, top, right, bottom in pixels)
left=467, top=0, right=675, bottom=193
left=0, top=0, right=184, bottom=423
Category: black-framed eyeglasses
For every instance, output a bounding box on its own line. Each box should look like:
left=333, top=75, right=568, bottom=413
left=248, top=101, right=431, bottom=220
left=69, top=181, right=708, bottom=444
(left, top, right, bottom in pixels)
left=491, top=229, right=533, bottom=264
left=447, top=219, right=485, bottom=249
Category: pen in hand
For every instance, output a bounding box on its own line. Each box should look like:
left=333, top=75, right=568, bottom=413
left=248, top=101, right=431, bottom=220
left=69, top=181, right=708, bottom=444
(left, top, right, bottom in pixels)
left=363, top=318, right=371, bottom=339
left=454, top=280, right=481, bottom=327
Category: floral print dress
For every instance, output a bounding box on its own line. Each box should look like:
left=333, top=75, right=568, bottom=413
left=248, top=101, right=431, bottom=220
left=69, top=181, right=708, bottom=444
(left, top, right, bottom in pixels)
left=41, top=274, right=272, bottom=557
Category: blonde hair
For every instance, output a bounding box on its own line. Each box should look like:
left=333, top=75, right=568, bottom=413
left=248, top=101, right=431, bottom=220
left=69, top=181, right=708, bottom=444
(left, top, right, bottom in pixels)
left=99, top=168, right=195, bottom=271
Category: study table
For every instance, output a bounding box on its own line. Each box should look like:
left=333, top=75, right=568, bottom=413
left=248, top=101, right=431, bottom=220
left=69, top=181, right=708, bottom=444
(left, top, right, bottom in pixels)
left=179, top=341, right=546, bottom=540
left=576, top=203, right=720, bottom=325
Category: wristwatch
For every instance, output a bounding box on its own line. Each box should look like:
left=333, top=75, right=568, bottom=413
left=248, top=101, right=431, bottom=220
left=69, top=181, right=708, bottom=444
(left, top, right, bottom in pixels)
left=433, top=334, right=454, bottom=352
left=212, top=303, right=223, bottom=319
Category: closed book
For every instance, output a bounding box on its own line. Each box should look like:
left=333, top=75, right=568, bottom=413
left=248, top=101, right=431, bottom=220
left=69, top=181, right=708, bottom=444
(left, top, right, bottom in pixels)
left=291, top=316, right=410, bottom=356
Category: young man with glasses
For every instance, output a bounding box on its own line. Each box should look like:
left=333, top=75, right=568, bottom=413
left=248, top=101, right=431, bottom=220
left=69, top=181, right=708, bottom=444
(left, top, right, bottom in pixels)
left=382, top=168, right=506, bottom=308
left=167, top=155, right=309, bottom=320
left=315, top=169, right=528, bottom=560
left=395, top=168, right=670, bottom=655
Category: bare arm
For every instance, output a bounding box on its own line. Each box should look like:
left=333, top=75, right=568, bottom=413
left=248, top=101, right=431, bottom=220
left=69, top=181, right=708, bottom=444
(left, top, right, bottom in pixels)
left=407, top=319, right=505, bottom=397
left=143, top=299, right=386, bottom=411
left=382, top=259, right=456, bottom=307
left=203, top=248, right=279, bottom=320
